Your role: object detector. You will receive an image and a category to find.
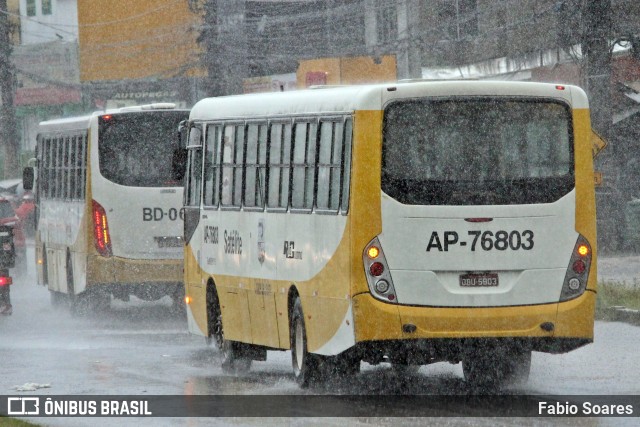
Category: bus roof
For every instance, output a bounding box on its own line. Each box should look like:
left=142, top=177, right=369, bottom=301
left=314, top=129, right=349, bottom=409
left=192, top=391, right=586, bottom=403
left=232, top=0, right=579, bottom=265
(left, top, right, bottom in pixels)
left=189, top=80, right=588, bottom=121
left=37, top=104, right=189, bottom=134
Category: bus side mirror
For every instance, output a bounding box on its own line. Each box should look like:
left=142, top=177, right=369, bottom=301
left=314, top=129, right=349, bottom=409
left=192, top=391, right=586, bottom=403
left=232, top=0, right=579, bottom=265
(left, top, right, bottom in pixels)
left=23, top=167, right=34, bottom=191
left=171, top=148, right=187, bottom=182
left=178, top=120, right=188, bottom=146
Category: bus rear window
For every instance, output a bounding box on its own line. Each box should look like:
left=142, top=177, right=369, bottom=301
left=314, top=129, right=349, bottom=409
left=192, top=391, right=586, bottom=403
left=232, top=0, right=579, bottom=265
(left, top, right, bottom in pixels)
left=98, top=111, right=188, bottom=187
left=382, top=98, right=574, bottom=205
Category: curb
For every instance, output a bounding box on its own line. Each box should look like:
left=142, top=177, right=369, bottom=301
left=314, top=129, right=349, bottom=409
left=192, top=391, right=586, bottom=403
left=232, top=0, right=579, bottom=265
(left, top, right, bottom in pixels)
left=608, top=306, right=640, bottom=325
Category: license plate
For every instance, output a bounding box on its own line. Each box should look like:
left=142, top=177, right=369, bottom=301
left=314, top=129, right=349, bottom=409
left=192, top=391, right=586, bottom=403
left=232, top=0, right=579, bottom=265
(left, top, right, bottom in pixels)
left=154, top=236, right=183, bottom=248
left=459, top=273, right=499, bottom=287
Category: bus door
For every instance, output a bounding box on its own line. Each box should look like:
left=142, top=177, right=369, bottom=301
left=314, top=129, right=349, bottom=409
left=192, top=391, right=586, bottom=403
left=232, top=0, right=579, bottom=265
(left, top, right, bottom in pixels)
left=183, top=124, right=203, bottom=290
left=206, top=123, right=252, bottom=343
left=244, top=122, right=280, bottom=348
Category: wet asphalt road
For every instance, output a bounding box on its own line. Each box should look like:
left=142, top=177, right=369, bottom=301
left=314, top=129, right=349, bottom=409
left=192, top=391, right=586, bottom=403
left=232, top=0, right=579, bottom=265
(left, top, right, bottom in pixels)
left=2, top=248, right=640, bottom=426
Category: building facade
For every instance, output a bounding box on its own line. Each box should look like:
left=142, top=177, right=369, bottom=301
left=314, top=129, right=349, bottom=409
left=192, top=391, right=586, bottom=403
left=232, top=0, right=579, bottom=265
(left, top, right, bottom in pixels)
left=77, top=0, right=202, bottom=108
left=15, top=0, right=82, bottom=153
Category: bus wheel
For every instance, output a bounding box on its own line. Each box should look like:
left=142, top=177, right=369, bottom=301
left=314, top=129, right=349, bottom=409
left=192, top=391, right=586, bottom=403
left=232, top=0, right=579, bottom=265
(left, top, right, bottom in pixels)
left=327, top=353, right=361, bottom=378
left=501, top=350, right=531, bottom=386
left=290, top=296, right=321, bottom=387
left=207, top=287, right=251, bottom=374
left=49, top=290, right=66, bottom=308
left=221, top=341, right=252, bottom=374
left=66, top=252, right=80, bottom=315
left=391, top=362, right=420, bottom=375
left=42, top=246, right=48, bottom=287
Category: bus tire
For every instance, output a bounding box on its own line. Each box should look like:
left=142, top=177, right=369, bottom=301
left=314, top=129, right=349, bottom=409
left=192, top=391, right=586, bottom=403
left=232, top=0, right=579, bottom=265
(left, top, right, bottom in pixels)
left=501, top=350, right=531, bottom=386
left=391, top=362, right=420, bottom=375
left=221, top=341, right=252, bottom=374
left=49, top=290, right=66, bottom=308
left=330, top=353, right=361, bottom=377
left=290, top=296, right=322, bottom=388
left=66, top=252, right=83, bottom=316
left=42, top=246, right=48, bottom=287
left=207, top=284, right=251, bottom=374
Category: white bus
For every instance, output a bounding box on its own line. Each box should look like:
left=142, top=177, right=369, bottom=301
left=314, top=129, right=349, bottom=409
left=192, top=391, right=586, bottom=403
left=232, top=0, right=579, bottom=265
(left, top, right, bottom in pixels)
left=180, top=81, right=597, bottom=388
left=24, top=104, right=190, bottom=311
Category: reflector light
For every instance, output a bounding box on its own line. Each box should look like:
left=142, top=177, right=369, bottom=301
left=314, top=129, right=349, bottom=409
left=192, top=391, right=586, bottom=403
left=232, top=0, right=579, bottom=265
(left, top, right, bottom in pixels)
left=370, top=262, right=384, bottom=277
left=92, top=200, right=112, bottom=257
left=388, top=294, right=395, bottom=301
left=577, top=244, right=589, bottom=256
left=0, top=276, right=12, bottom=286
left=464, top=218, right=493, bottom=223
left=375, top=280, right=390, bottom=293
left=367, top=246, right=380, bottom=259
left=102, top=114, right=112, bottom=121
left=568, top=278, right=580, bottom=290
left=572, top=259, right=586, bottom=274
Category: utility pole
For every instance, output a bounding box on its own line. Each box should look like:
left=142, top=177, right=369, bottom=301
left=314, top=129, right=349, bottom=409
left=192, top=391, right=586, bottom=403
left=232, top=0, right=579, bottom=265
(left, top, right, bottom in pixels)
left=198, top=0, right=224, bottom=97
left=584, top=0, right=612, bottom=141
left=0, top=0, right=20, bottom=178
left=397, top=0, right=422, bottom=80
left=583, top=0, right=621, bottom=251
left=198, top=0, right=248, bottom=96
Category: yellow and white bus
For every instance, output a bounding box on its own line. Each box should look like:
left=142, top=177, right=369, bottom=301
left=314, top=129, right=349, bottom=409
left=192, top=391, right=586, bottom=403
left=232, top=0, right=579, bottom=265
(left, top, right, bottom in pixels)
left=24, top=104, right=190, bottom=311
left=180, top=81, right=597, bottom=387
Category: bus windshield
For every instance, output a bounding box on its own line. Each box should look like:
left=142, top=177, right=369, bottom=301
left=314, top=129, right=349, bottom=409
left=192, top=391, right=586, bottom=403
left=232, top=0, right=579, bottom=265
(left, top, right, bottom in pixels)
left=98, top=111, right=188, bottom=187
left=382, top=98, right=574, bottom=205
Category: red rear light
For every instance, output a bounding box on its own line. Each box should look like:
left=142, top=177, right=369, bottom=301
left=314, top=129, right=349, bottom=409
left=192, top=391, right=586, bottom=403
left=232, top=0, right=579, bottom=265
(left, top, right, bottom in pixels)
left=555, top=85, right=565, bottom=90
left=92, top=200, right=112, bottom=257
left=0, top=276, right=12, bottom=286
left=572, top=259, right=586, bottom=274
left=370, top=262, right=384, bottom=277
left=464, top=218, right=493, bottom=223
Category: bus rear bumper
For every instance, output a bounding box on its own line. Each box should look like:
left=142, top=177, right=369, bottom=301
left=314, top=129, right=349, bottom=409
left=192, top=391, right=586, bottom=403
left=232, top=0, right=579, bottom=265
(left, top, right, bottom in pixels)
left=86, top=255, right=183, bottom=300
left=352, top=290, right=595, bottom=358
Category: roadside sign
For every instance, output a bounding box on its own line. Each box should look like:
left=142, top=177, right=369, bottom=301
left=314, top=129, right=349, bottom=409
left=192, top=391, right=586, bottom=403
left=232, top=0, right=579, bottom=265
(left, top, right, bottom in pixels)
left=592, top=130, right=608, bottom=158
left=594, top=171, right=603, bottom=186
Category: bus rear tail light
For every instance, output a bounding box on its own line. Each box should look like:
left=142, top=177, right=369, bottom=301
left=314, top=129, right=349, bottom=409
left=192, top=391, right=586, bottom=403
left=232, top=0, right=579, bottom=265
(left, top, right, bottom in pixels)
left=363, top=237, right=397, bottom=303
left=92, top=200, right=112, bottom=257
left=560, top=235, right=592, bottom=301
left=572, top=259, right=586, bottom=274
left=370, top=262, right=384, bottom=276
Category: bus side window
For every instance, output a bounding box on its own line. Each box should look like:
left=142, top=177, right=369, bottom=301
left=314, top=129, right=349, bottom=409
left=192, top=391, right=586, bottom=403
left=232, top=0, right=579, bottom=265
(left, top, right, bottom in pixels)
left=291, top=120, right=317, bottom=211
left=40, top=137, right=48, bottom=198
left=245, top=123, right=267, bottom=209
left=69, top=136, right=77, bottom=200
left=267, top=122, right=292, bottom=210
left=340, top=118, right=353, bottom=214
left=53, top=137, right=62, bottom=200
left=79, top=134, right=87, bottom=200
left=186, top=125, right=203, bottom=208
left=63, top=136, right=71, bottom=200
left=232, top=124, right=245, bottom=208
left=47, top=137, right=54, bottom=199
left=317, top=120, right=344, bottom=213
left=220, top=125, right=236, bottom=207
left=203, top=124, right=220, bottom=207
